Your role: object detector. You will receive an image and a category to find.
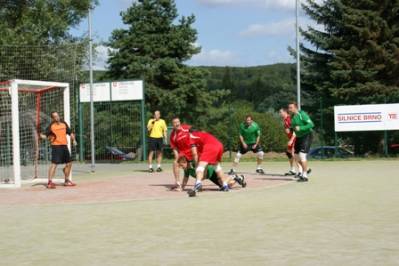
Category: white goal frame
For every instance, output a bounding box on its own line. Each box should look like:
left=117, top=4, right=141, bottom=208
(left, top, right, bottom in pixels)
left=1, top=79, right=70, bottom=188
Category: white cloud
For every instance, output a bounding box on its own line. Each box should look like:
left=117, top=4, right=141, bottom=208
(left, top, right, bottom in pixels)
left=93, top=45, right=112, bottom=70
left=240, top=19, right=295, bottom=37
left=197, top=0, right=324, bottom=10
left=189, top=48, right=238, bottom=66
left=197, top=0, right=295, bottom=10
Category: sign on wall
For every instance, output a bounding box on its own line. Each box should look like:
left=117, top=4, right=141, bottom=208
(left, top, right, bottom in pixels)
left=111, top=81, right=143, bottom=101
left=79, top=80, right=143, bottom=103
left=334, top=104, right=399, bottom=132
left=79, top=82, right=111, bottom=103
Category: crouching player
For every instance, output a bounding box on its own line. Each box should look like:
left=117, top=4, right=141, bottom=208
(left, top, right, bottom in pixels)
left=189, top=131, right=229, bottom=196
left=177, top=156, right=246, bottom=196
left=169, top=117, right=193, bottom=191
left=288, top=102, right=314, bottom=182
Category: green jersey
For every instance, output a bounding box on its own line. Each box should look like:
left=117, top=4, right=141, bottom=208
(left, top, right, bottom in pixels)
left=184, top=165, right=217, bottom=180
left=291, top=110, right=314, bottom=138
left=239, top=122, right=261, bottom=144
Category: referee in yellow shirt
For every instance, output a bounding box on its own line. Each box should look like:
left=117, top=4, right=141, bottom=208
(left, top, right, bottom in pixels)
left=147, top=110, right=168, bottom=172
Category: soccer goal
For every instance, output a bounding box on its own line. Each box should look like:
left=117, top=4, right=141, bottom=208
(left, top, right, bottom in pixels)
left=0, top=80, right=70, bottom=188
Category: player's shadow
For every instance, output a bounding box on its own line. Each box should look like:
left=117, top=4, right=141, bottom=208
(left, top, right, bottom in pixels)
left=149, top=184, right=220, bottom=192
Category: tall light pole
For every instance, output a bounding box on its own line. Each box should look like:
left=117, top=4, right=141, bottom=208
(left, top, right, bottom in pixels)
left=88, top=6, right=96, bottom=172
left=296, top=0, right=301, bottom=109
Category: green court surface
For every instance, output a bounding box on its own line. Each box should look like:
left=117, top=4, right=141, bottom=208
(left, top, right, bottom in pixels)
left=0, top=160, right=398, bottom=266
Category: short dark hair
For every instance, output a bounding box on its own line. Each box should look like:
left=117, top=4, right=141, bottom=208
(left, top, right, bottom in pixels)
left=50, top=111, right=58, bottom=118
left=245, top=115, right=253, bottom=120
left=172, top=116, right=180, bottom=121
left=280, top=107, right=288, bottom=112
left=177, top=155, right=188, bottom=163
left=288, top=102, right=298, bottom=108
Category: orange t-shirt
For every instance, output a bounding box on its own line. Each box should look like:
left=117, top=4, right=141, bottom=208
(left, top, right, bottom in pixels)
left=46, top=122, right=71, bottom=146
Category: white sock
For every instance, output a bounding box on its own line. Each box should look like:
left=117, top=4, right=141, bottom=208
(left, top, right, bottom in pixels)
left=195, top=180, right=202, bottom=186
left=149, top=164, right=153, bottom=169
left=157, top=164, right=161, bottom=168
left=290, top=167, right=296, bottom=172
left=223, top=181, right=228, bottom=187
left=303, top=172, right=308, bottom=178
left=257, top=165, right=262, bottom=170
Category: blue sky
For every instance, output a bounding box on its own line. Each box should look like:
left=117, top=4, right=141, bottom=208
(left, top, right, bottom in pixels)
left=71, top=0, right=318, bottom=69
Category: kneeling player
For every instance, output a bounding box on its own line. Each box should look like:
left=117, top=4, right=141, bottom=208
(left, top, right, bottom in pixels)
left=189, top=131, right=229, bottom=195
left=177, top=156, right=246, bottom=196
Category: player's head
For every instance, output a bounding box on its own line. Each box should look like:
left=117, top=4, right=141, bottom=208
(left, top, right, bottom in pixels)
left=177, top=155, right=189, bottom=169
left=245, top=115, right=253, bottom=126
left=288, top=102, right=299, bottom=114
left=50, top=111, right=60, bottom=122
left=279, top=108, right=289, bottom=119
left=154, top=110, right=161, bottom=120
left=172, top=116, right=181, bottom=130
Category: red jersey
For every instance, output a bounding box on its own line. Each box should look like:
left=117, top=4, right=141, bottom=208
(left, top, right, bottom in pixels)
left=284, top=116, right=294, bottom=139
left=169, top=124, right=193, bottom=160
left=189, top=131, right=224, bottom=164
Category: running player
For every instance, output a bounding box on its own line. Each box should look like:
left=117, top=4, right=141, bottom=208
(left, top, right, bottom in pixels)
left=288, top=102, right=314, bottom=182
left=229, top=115, right=264, bottom=175
left=169, top=117, right=193, bottom=191
left=177, top=156, right=246, bottom=196
left=279, top=108, right=301, bottom=176
left=189, top=131, right=229, bottom=195
left=40, top=111, right=76, bottom=189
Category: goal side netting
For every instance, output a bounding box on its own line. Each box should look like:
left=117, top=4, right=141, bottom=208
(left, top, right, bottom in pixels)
left=0, top=80, right=70, bottom=188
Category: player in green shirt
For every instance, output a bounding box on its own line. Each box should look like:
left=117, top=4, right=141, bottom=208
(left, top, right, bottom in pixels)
left=229, top=115, right=265, bottom=175
left=288, top=102, right=314, bottom=182
left=177, top=156, right=246, bottom=197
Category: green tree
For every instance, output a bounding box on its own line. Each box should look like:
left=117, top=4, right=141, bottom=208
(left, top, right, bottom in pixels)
left=301, top=0, right=399, bottom=153
left=107, top=0, right=225, bottom=126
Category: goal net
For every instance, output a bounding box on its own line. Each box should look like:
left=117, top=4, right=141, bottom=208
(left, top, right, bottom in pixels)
left=0, top=80, right=70, bottom=188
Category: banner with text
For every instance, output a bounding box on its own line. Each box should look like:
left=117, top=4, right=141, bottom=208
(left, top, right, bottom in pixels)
left=334, top=104, right=399, bottom=132
left=80, top=80, right=143, bottom=103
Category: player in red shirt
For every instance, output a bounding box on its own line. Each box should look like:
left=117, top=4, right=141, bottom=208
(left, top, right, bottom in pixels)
left=170, top=117, right=194, bottom=191
left=189, top=130, right=230, bottom=196
left=279, top=108, right=302, bottom=176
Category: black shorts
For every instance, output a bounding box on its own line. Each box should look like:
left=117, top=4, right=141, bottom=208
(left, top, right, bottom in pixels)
left=148, top=137, right=163, bottom=152
left=51, top=145, right=72, bottom=164
left=294, top=133, right=313, bottom=154
left=238, top=143, right=263, bottom=155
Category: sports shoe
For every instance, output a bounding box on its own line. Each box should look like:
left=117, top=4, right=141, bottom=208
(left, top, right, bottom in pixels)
left=220, top=185, right=230, bottom=192
left=285, top=170, right=296, bottom=176
left=47, top=181, right=56, bottom=189
left=234, top=175, right=247, bottom=188
left=194, top=182, right=203, bottom=192
left=156, top=167, right=163, bottom=172
left=256, top=168, right=265, bottom=174
left=148, top=168, right=154, bottom=173
left=64, top=180, right=76, bottom=187
left=297, top=176, right=309, bottom=182
left=187, top=189, right=197, bottom=197
left=307, top=168, right=312, bottom=175
left=228, top=169, right=236, bottom=175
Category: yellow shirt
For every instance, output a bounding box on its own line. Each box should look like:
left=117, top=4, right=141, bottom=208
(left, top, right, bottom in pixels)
left=147, top=119, right=167, bottom=138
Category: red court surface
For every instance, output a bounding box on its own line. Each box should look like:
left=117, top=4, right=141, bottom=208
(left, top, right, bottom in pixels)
left=0, top=166, right=293, bottom=205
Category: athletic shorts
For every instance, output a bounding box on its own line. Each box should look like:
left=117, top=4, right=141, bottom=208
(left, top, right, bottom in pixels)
left=238, top=143, right=263, bottom=155
left=294, top=133, right=313, bottom=154
left=148, top=137, right=163, bottom=152
left=51, top=145, right=71, bottom=164
left=199, top=142, right=224, bottom=164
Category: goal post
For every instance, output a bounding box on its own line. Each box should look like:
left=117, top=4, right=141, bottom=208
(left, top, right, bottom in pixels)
left=0, top=79, right=70, bottom=188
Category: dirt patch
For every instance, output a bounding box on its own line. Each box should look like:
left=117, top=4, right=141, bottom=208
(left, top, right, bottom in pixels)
left=0, top=170, right=293, bottom=205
